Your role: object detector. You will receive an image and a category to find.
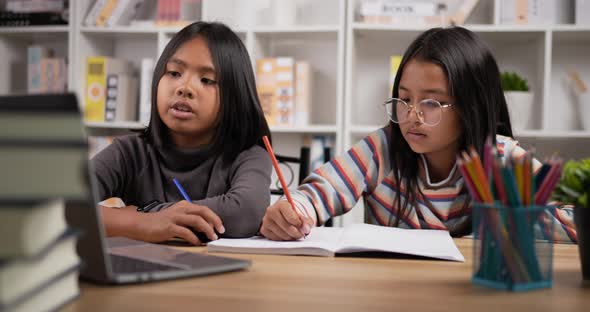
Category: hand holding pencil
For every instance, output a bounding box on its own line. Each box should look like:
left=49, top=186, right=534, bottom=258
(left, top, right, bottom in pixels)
left=259, top=136, right=314, bottom=241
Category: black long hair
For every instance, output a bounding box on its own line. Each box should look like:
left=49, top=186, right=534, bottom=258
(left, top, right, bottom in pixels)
left=143, top=21, right=271, bottom=164
left=389, top=27, right=513, bottom=228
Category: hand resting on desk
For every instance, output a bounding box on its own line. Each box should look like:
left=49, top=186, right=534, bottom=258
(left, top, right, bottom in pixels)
left=101, top=200, right=225, bottom=245
left=260, top=200, right=314, bottom=241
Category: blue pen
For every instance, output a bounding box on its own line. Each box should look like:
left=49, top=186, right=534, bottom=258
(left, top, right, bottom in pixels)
left=172, top=178, right=217, bottom=243
left=173, top=178, right=192, bottom=202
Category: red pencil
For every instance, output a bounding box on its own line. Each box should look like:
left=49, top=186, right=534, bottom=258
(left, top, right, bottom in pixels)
left=262, top=136, right=310, bottom=219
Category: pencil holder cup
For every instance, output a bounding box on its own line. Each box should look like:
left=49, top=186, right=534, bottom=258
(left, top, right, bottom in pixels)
left=471, top=203, right=554, bottom=291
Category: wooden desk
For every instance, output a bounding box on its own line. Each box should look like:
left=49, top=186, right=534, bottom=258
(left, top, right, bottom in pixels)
left=63, top=239, right=588, bottom=312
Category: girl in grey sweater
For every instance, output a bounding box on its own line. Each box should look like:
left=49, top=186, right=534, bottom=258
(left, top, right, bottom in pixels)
left=92, top=22, right=272, bottom=245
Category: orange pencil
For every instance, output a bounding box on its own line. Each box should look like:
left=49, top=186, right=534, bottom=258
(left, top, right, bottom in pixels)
left=262, top=136, right=310, bottom=220
left=467, top=149, right=493, bottom=203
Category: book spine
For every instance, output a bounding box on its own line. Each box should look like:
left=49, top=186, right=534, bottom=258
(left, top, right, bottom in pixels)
left=84, top=0, right=107, bottom=26
left=85, top=57, right=107, bottom=122
left=180, top=0, right=202, bottom=22
left=295, top=61, right=311, bottom=127
left=156, top=0, right=167, bottom=24
left=108, top=0, right=144, bottom=26
left=171, top=0, right=181, bottom=22
left=95, top=0, right=119, bottom=26
left=274, top=57, right=295, bottom=126
left=114, top=75, right=139, bottom=122
left=27, top=45, right=50, bottom=94
left=39, top=57, right=67, bottom=93
left=105, top=73, right=119, bottom=122
left=256, top=58, right=277, bottom=126
left=389, top=55, right=402, bottom=96
left=139, top=58, right=155, bottom=125
left=105, top=0, right=129, bottom=27
left=449, top=0, right=480, bottom=25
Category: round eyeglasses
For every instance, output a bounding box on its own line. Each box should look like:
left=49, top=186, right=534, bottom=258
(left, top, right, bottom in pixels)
left=383, top=98, right=453, bottom=127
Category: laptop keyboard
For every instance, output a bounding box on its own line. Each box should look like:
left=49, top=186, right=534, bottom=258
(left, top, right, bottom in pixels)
left=110, top=254, right=180, bottom=273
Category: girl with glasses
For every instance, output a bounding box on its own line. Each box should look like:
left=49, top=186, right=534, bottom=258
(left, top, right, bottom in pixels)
left=260, top=27, right=576, bottom=243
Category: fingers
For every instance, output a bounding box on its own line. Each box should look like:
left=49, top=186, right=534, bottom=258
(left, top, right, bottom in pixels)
left=175, top=214, right=218, bottom=241
left=260, top=219, right=303, bottom=241
left=278, top=202, right=304, bottom=228
left=170, top=225, right=199, bottom=245
left=272, top=211, right=307, bottom=239
left=260, top=201, right=304, bottom=240
left=302, top=216, right=314, bottom=234
left=182, top=202, right=225, bottom=234
left=259, top=226, right=282, bottom=241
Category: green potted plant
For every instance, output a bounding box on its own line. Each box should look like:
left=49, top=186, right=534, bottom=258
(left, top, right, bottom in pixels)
left=501, top=71, right=533, bottom=132
left=552, top=158, right=590, bottom=281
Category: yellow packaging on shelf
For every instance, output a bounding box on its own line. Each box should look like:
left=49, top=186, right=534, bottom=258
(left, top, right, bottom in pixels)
left=389, top=55, right=402, bottom=96
left=85, top=57, right=134, bottom=122
left=256, top=57, right=295, bottom=126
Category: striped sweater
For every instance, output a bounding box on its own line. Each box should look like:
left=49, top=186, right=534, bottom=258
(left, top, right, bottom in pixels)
left=289, top=127, right=577, bottom=243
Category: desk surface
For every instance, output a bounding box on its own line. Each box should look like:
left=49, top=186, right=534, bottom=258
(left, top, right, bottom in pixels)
left=63, top=239, right=589, bottom=312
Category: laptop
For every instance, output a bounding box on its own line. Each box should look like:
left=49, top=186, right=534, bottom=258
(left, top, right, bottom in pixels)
left=0, top=93, right=251, bottom=284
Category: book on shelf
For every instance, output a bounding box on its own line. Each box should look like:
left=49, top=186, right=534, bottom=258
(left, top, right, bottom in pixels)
left=500, top=0, right=574, bottom=25
left=27, top=45, right=50, bottom=94
left=389, top=55, right=402, bottom=96
left=139, top=58, right=155, bottom=126
left=4, top=0, right=66, bottom=13
left=449, top=0, right=479, bottom=25
left=0, top=11, right=68, bottom=26
left=359, top=0, right=437, bottom=24
left=358, top=0, right=479, bottom=26
left=95, top=0, right=119, bottom=26
left=0, top=199, right=68, bottom=259
left=295, top=61, right=311, bottom=127
left=85, top=56, right=135, bottom=122
left=84, top=0, right=107, bottom=26
left=39, top=57, right=67, bottom=93
left=0, top=231, right=80, bottom=309
left=208, top=223, right=465, bottom=262
left=104, top=73, right=139, bottom=122
left=105, top=0, right=145, bottom=26
left=27, top=46, right=67, bottom=93
left=156, top=0, right=201, bottom=27
left=256, top=57, right=296, bottom=127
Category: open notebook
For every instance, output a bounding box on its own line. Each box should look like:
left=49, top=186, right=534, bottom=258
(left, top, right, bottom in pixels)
left=208, top=223, right=465, bottom=262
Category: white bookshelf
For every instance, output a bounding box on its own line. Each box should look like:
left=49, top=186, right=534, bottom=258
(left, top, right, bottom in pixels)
left=1, top=0, right=590, bottom=226
left=204, top=0, right=346, bottom=156
left=0, top=19, right=74, bottom=95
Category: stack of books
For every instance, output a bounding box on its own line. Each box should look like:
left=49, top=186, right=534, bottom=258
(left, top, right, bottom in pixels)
left=0, top=93, right=88, bottom=311
left=0, top=200, right=81, bottom=312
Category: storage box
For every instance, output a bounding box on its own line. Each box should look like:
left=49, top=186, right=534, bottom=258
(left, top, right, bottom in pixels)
left=472, top=203, right=554, bottom=291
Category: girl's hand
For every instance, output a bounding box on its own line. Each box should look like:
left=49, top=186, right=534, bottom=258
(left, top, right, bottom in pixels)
left=136, top=200, right=225, bottom=245
left=260, top=200, right=313, bottom=241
